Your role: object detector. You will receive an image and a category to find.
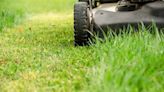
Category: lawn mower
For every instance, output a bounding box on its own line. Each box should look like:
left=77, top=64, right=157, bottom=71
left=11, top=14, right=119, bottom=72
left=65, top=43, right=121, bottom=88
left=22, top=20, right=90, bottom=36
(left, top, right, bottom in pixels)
left=74, top=0, right=164, bottom=46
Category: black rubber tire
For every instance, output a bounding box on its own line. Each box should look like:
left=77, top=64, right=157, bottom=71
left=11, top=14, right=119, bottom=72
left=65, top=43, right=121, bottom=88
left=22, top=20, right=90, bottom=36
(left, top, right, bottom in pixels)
left=79, top=0, right=97, bottom=8
left=79, top=0, right=89, bottom=2
left=74, top=2, right=91, bottom=46
left=100, top=0, right=118, bottom=3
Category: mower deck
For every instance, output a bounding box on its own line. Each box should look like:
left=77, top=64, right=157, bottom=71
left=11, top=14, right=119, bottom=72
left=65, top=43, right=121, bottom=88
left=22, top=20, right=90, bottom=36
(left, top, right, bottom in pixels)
left=73, top=1, right=164, bottom=46
left=93, top=1, right=164, bottom=31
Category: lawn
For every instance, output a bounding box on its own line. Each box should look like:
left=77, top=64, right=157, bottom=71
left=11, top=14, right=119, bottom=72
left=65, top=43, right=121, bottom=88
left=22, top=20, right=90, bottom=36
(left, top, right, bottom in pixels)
left=0, top=0, right=164, bottom=92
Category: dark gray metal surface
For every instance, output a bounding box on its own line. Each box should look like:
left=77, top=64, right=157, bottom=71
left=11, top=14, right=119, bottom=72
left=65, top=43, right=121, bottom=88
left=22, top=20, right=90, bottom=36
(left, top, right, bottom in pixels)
left=93, top=1, right=164, bottom=31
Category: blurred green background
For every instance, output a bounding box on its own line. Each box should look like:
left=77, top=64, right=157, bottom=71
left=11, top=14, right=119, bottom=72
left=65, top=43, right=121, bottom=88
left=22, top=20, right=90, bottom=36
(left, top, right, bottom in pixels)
left=0, top=0, right=75, bottom=30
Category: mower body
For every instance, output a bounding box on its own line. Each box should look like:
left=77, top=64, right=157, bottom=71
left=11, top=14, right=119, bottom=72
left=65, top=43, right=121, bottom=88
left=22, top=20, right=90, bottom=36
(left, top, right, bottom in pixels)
left=74, top=0, right=164, bottom=45
left=93, top=1, right=164, bottom=31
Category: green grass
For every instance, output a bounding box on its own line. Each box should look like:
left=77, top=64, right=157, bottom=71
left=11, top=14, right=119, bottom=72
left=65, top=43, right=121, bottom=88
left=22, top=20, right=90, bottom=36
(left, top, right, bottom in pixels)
left=86, top=30, right=164, bottom=92
left=0, top=9, right=24, bottom=31
left=0, top=0, right=74, bottom=31
left=0, top=0, right=164, bottom=92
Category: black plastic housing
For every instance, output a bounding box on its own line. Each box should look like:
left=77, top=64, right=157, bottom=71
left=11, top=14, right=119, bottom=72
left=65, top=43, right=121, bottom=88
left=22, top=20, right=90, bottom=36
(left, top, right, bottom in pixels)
left=93, top=1, right=164, bottom=33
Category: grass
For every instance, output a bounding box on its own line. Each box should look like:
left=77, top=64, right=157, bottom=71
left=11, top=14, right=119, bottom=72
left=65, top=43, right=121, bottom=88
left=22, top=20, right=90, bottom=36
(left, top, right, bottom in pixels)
left=0, top=8, right=24, bottom=31
left=0, top=0, right=74, bottom=31
left=0, top=0, right=164, bottom=92
left=86, top=30, right=164, bottom=92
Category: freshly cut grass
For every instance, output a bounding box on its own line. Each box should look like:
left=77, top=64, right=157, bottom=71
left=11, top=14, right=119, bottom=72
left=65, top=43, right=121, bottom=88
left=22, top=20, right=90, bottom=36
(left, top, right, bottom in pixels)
left=0, top=0, right=164, bottom=92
